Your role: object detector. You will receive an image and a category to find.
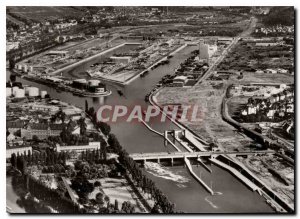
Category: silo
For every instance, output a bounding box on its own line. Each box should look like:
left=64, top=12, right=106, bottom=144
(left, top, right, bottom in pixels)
left=40, top=90, right=47, bottom=98
left=6, top=88, right=12, bottom=97
left=28, top=87, right=39, bottom=97
left=88, top=79, right=100, bottom=87
left=15, top=89, right=25, bottom=98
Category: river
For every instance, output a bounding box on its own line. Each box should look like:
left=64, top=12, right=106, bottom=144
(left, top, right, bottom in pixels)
left=6, top=44, right=274, bottom=213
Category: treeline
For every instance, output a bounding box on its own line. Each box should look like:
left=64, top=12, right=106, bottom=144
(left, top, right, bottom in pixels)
left=10, top=149, right=68, bottom=173
left=12, top=174, right=82, bottom=213
left=7, top=33, right=60, bottom=62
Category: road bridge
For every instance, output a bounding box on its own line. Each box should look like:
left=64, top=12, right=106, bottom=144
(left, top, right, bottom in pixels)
left=130, top=150, right=275, bottom=162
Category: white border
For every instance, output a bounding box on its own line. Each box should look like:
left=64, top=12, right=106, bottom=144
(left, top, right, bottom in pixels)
left=1, top=1, right=298, bottom=219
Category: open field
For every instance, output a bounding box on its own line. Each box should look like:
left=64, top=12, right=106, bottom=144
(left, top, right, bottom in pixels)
left=7, top=6, right=86, bottom=22
left=217, top=40, right=294, bottom=72
left=239, top=155, right=294, bottom=209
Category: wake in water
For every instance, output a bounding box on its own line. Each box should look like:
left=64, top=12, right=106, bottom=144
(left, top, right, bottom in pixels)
left=144, top=162, right=190, bottom=186
left=205, top=196, right=218, bottom=209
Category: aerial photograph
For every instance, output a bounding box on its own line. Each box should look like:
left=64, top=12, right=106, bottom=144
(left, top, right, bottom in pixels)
left=6, top=6, right=294, bottom=214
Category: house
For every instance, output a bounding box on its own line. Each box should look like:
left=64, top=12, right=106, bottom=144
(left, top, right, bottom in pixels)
left=286, top=104, right=294, bottom=113
left=267, top=109, right=275, bottom=119
left=173, top=76, right=188, bottom=87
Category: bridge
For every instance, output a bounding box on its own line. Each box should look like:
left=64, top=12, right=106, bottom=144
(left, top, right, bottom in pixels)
left=130, top=150, right=275, bottom=162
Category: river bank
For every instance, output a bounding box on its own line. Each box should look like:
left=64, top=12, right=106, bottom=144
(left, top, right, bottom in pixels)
left=7, top=44, right=276, bottom=213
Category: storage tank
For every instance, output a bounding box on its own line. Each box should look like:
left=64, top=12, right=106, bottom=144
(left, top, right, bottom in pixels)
left=88, top=80, right=100, bottom=87
left=23, top=65, right=28, bottom=73
left=72, top=79, right=87, bottom=89
left=40, top=90, right=47, bottom=98
left=24, top=86, right=31, bottom=95
left=73, top=79, right=87, bottom=84
left=12, top=86, right=19, bottom=95
left=6, top=88, right=12, bottom=97
left=28, top=87, right=39, bottom=97
left=15, top=89, right=25, bottom=98
left=17, top=64, right=22, bottom=70
left=29, top=66, right=34, bottom=72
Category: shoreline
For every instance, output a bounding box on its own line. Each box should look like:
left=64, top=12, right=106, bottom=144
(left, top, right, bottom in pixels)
left=149, top=81, right=292, bottom=212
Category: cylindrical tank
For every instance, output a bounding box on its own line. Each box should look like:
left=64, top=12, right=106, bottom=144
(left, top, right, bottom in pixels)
left=17, top=64, right=22, bottom=70
left=28, top=87, right=39, bottom=97
left=73, top=79, right=87, bottom=84
left=40, top=90, right=47, bottom=98
left=15, top=89, right=25, bottom=98
left=88, top=79, right=100, bottom=87
left=23, top=65, right=28, bottom=73
left=6, top=88, right=12, bottom=97
left=24, top=86, right=31, bottom=95
left=29, top=66, right=34, bottom=72
left=12, top=86, right=19, bottom=95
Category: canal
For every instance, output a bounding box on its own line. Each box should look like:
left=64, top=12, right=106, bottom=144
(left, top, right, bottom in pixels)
left=6, top=44, right=274, bottom=213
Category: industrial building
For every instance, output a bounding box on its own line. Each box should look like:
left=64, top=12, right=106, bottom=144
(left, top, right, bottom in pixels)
left=56, top=142, right=101, bottom=152
left=110, top=56, right=132, bottom=64
left=173, top=75, right=188, bottom=87
left=47, top=50, right=69, bottom=57
left=199, top=40, right=209, bottom=61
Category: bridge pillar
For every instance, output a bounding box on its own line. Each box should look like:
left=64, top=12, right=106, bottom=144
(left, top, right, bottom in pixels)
left=142, top=159, right=146, bottom=167
left=157, top=158, right=160, bottom=164
left=182, top=129, right=186, bottom=138
left=171, top=158, right=174, bottom=166
left=164, top=131, right=168, bottom=146
left=172, top=130, right=176, bottom=144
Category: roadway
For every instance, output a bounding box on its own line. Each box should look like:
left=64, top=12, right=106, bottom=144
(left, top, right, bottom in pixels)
left=194, top=17, right=257, bottom=87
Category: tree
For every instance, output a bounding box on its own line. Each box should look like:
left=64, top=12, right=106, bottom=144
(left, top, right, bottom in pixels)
left=114, top=199, right=119, bottom=211
left=85, top=100, right=89, bottom=113
left=78, top=117, right=87, bottom=136
left=97, top=122, right=111, bottom=136
left=104, top=195, right=110, bottom=204
left=11, top=153, right=17, bottom=168
left=121, top=201, right=135, bottom=213
left=32, top=135, right=39, bottom=142
left=94, top=181, right=101, bottom=187
left=100, top=141, right=107, bottom=161
left=9, top=74, right=16, bottom=83
left=96, top=192, right=105, bottom=206
left=9, top=59, right=16, bottom=70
